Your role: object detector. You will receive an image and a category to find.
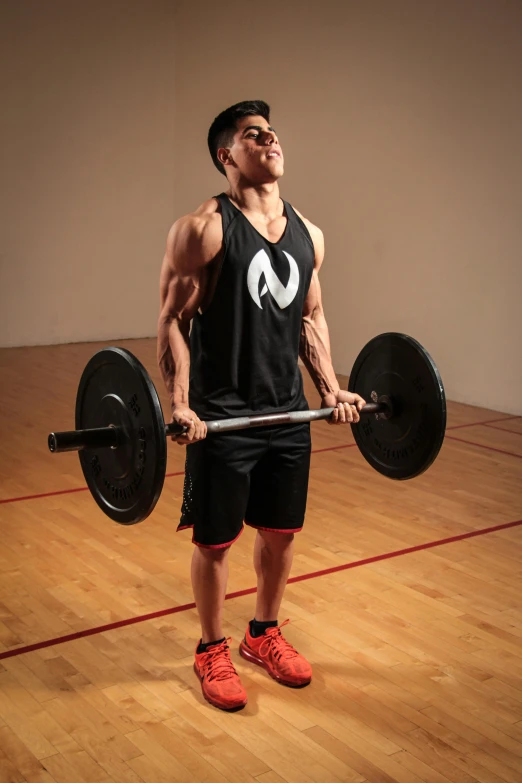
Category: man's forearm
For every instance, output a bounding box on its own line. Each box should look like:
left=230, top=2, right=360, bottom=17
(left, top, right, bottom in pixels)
left=157, top=317, right=191, bottom=408
left=299, top=311, right=340, bottom=399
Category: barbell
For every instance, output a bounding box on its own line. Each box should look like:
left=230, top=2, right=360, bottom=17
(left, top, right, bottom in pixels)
left=47, top=332, right=446, bottom=524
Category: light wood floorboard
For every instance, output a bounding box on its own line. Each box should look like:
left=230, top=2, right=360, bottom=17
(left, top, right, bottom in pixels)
left=0, top=338, right=521, bottom=782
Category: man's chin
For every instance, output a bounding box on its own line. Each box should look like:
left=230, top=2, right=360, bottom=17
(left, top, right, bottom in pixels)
left=240, top=165, right=284, bottom=186
left=261, top=164, right=284, bottom=182
left=270, top=162, right=284, bottom=176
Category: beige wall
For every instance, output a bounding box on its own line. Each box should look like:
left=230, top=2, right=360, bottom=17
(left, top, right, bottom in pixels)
left=0, top=0, right=176, bottom=346
left=2, top=0, right=521, bottom=414
left=173, top=0, right=522, bottom=415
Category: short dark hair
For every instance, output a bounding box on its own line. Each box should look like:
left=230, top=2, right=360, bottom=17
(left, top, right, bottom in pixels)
left=208, top=100, right=270, bottom=176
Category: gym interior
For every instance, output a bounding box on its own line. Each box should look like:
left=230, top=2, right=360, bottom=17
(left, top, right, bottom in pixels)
left=1, top=1, right=521, bottom=781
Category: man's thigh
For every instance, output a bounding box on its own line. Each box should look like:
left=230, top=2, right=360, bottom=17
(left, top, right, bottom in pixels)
left=179, top=429, right=270, bottom=547
left=245, top=423, right=311, bottom=533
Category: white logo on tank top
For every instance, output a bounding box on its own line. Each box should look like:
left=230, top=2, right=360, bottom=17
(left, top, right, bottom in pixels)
left=247, top=249, right=300, bottom=309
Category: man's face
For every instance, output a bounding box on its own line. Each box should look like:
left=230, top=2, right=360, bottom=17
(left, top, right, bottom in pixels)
left=219, top=115, right=284, bottom=182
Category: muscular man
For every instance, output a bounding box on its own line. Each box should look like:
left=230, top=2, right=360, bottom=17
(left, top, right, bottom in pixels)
left=157, top=100, right=365, bottom=711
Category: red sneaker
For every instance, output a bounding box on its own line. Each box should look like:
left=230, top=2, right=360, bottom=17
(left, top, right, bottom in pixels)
left=194, top=638, right=248, bottom=711
left=239, top=620, right=312, bottom=687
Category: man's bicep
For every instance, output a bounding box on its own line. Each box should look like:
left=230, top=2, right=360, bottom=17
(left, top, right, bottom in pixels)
left=310, top=225, right=325, bottom=269
left=159, top=218, right=210, bottom=320
left=302, top=269, right=323, bottom=319
left=159, top=264, right=205, bottom=324
left=302, top=220, right=326, bottom=318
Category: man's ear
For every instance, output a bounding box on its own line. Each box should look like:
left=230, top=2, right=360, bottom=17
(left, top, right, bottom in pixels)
left=218, top=147, right=234, bottom=168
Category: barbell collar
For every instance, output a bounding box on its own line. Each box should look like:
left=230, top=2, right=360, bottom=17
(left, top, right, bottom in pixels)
left=48, top=426, right=120, bottom=453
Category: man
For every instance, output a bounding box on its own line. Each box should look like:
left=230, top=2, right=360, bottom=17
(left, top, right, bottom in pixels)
left=157, top=100, right=365, bottom=712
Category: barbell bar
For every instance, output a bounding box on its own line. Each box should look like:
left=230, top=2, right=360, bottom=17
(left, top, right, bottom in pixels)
left=48, top=401, right=387, bottom=454
left=47, top=332, right=446, bottom=524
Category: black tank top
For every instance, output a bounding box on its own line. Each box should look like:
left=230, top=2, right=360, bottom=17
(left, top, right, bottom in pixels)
left=188, top=193, right=315, bottom=420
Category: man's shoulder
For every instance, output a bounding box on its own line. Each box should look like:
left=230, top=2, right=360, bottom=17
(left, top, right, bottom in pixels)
left=288, top=204, right=324, bottom=257
left=174, top=197, right=222, bottom=234
left=168, top=198, right=223, bottom=256
left=170, top=198, right=222, bottom=239
left=289, top=204, right=321, bottom=234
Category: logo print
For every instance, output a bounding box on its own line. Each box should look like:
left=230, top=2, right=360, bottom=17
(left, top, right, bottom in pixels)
left=247, top=249, right=300, bottom=309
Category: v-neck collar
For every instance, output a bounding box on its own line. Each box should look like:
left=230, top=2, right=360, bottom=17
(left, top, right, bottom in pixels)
left=223, top=194, right=289, bottom=246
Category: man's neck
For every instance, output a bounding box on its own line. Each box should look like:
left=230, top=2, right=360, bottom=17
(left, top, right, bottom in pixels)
left=225, top=181, right=282, bottom=219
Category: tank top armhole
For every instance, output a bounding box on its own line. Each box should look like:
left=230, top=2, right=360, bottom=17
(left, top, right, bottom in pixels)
left=283, top=201, right=315, bottom=252
left=202, top=195, right=239, bottom=304
left=213, top=193, right=240, bottom=243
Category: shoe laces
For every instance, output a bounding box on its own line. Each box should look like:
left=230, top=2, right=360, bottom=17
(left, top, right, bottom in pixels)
left=258, top=619, right=298, bottom=662
left=201, top=638, right=238, bottom=682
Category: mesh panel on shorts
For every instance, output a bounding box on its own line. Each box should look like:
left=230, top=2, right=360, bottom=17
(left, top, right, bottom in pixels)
left=181, top=468, right=194, bottom=520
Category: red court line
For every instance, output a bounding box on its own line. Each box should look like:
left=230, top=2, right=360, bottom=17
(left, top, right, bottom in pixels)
left=447, top=415, right=520, bottom=431
left=445, top=435, right=522, bottom=460
left=0, top=473, right=185, bottom=507
left=0, top=486, right=89, bottom=505
left=0, top=518, right=520, bottom=662
left=1, top=416, right=520, bottom=508
left=0, top=448, right=356, bottom=507
left=311, top=443, right=357, bottom=454
left=482, top=424, right=522, bottom=437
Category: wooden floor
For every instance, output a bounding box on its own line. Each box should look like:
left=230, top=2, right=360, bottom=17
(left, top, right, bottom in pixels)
left=0, top=337, right=521, bottom=783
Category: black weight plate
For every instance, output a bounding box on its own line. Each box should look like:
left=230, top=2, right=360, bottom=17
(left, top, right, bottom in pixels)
left=75, top=347, right=166, bottom=524
left=348, top=333, right=446, bottom=480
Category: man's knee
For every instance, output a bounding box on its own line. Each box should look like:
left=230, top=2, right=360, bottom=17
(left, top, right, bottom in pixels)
left=258, top=529, right=295, bottom=549
left=194, top=543, right=232, bottom=562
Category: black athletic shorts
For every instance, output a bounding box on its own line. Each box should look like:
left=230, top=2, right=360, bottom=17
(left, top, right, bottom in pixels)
left=177, top=423, right=311, bottom=548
